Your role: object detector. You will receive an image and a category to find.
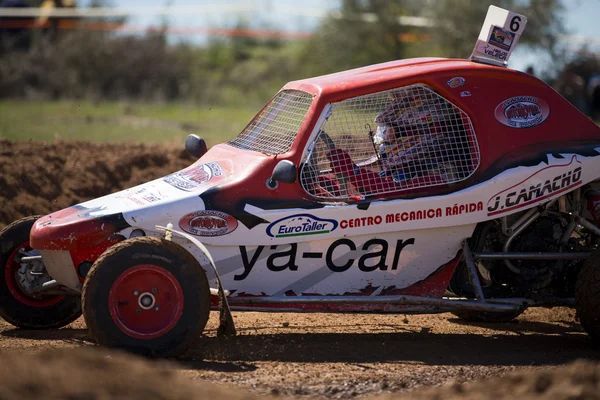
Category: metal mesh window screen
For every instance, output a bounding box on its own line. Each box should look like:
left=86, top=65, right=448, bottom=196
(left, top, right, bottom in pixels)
left=228, top=90, right=314, bottom=155
left=301, top=84, right=480, bottom=200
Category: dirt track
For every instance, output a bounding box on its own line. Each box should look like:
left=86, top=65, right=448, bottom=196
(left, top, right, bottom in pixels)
left=2, top=140, right=600, bottom=399
left=0, top=308, right=599, bottom=399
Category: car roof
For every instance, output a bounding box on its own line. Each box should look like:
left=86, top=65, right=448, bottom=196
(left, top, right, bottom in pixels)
left=283, top=57, right=496, bottom=102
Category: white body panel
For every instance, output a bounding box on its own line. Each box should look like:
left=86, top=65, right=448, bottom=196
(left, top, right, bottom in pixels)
left=198, top=224, right=474, bottom=296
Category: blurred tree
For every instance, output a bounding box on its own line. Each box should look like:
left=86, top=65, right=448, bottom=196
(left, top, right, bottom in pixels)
left=425, top=0, right=566, bottom=58
left=553, top=51, right=600, bottom=119
left=301, top=0, right=416, bottom=76
left=300, top=0, right=566, bottom=77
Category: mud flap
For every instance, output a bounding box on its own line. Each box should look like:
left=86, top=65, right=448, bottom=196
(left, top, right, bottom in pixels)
left=157, top=224, right=237, bottom=337
left=217, top=280, right=236, bottom=337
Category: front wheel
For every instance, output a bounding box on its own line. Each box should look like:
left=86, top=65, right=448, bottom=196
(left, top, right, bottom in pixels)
left=0, top=216, right=82, bottom=329
left=82, top=237, right=211, bottom=357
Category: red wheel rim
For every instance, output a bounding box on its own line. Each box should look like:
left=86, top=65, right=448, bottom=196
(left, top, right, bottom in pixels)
left=109, top=265, right=184, bottom=340
left=4, top=242, right=64, bottom=308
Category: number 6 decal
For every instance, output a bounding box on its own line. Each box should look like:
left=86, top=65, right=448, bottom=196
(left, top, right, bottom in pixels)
left=505, top=11, right=526, bottom=35
left=510, top=16, right=521, bottom=32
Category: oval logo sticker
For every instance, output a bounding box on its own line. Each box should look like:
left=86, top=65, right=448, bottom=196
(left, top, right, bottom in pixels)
left=494, top=96, right=550, bottom=128
left=266, top=214, right=338, bottom=238
left=179, top=210, right=238, bottom=237
left=446, top=77, right=465, bottom=88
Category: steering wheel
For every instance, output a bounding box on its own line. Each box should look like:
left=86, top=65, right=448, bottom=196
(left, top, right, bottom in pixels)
left=318, top=130, right=336, bottom=152
left=304, top=130, right=342, bottom=198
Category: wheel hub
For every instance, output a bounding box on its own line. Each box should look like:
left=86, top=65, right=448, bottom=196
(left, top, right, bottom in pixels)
left=109, top=265, right=184, bottom=340
left=5, top=242, right=63, bottom=308
left=16, top=250, right=47, bottom=295
left=138, top=292, right=156, bottom=310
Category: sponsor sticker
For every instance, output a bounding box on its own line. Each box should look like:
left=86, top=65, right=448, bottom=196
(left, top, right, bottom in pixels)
left=339, top=202, right=484, bottom=230
left=118, top=186, right=164, bottom=205
left=235, top=237, right=416, bottom=280
left=446, top=77, right=465, bottom=88
left=460, top=91, right=471, bottom=97
left=488, top=26, right=515, bottom=51
left=487, top=156, right=582, bottom=216
left=494, top=96, right=550, bottom=128
left=179, top=210, right=238, bottom=237
left=266, top=214, right=338, bottom=238
left=475, top=41, right=508, bottom=61
left=140, top=191, right=161, bottom=203
left=164, top=162, right=223, bottom=191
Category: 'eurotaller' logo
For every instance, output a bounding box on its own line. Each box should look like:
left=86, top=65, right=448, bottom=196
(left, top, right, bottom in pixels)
left=266, top=214, right=338, bottom=238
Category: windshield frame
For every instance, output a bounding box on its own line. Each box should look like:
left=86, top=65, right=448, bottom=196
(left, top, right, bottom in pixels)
left=227, top=89, right=315, bottom=155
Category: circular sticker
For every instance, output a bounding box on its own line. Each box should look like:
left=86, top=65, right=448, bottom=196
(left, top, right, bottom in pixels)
left=494, top=96, right=550, bottom=128
left=179, top=210, right=238, bottom=237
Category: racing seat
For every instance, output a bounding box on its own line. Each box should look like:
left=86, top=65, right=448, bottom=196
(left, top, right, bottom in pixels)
left=326, top=148, right=397, bottom=195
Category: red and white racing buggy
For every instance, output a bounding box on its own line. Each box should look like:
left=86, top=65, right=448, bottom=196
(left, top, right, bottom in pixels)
left=2, top=7, right=600, bottom=356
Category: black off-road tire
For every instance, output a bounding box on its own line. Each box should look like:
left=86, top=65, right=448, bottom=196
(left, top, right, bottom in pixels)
left=451, top=309, right=524, bottom=323
left=0, top=216, right=82, bottom=329
left=82, top=237, right=211, bottom=358
left=575, top=250, right=600, bottom=343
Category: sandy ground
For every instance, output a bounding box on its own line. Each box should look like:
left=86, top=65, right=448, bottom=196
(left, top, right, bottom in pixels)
left=1, top=308, right=598, bottom=399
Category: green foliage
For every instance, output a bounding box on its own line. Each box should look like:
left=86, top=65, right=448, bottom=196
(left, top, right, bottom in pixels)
left=425, top=0, right=566, bottom=58
left=301, top=0, right=414, bottom=76
left=187, top=35, right=305, bottom=106
left=0, top=32, right=192, bottom=101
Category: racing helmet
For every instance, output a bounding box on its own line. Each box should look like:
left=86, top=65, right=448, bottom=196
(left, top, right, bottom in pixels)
left=373, top=87, right=441, bottom=169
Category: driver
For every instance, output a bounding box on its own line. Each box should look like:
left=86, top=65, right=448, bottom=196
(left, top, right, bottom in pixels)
left=373, top=88, right=458, bottom=186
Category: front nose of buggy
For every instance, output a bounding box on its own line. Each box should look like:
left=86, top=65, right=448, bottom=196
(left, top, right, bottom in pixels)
left=30, top=207, right=130, bottom=251
left=25, top=207, right=131, bottom=292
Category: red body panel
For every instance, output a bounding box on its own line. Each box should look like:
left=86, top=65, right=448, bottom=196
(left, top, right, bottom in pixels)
left=31, top=207, right=121, bottom=250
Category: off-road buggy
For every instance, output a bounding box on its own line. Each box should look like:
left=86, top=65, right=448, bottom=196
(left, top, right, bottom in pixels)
left=3, top=7, right=600, bottom=357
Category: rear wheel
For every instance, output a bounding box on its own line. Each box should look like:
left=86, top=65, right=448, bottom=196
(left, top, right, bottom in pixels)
left=0, top=216, right=82, bottom=329
left=82, top=237, right=211, bottom=357
left=575, top=250, right=600, bottom=343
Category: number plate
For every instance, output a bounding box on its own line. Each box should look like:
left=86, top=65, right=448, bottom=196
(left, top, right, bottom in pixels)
left=470, top=6, right=528, bottom=66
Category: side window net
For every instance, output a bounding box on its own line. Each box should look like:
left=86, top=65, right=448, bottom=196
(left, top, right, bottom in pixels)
left=228, top=90, right=314, bottom=155
left=300, top=84, right=480, bottom=200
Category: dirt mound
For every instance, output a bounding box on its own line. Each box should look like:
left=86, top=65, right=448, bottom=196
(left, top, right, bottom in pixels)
left=396, top=360, right=600, bottom=399
left=0, top=140, right=194, bottom=229
left=0, top=347, right=257, bottom=400
left=0, top=347, right=599, bottom=400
